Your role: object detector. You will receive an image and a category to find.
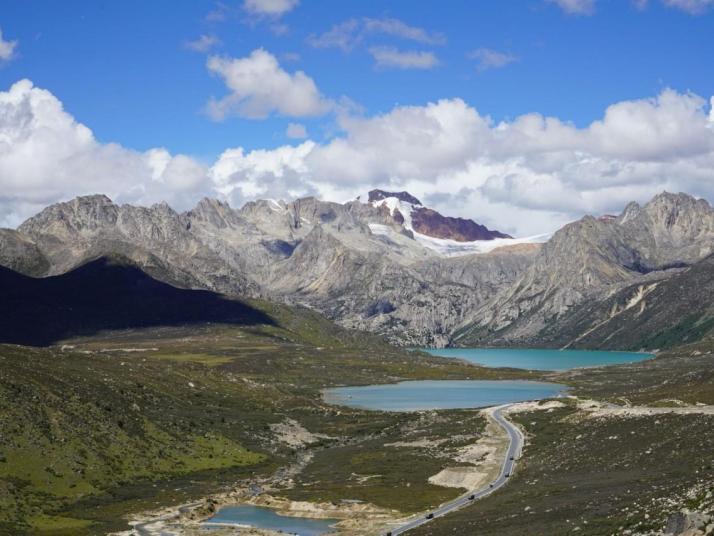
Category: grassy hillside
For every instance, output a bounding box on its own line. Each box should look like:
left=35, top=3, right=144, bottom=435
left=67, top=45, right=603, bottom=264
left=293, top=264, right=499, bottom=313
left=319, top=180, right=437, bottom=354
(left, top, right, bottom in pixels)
left=412, top=344, right=714, bottom=536
left=0, top=257, right=516, bottom=534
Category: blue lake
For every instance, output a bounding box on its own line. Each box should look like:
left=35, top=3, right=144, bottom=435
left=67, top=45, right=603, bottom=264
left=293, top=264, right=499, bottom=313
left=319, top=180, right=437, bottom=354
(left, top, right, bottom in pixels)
left=206, top=504, right=337, bottom=535
left=323, top=380, right=565, bottom=411
left=423, top=348, right=652, bottom=371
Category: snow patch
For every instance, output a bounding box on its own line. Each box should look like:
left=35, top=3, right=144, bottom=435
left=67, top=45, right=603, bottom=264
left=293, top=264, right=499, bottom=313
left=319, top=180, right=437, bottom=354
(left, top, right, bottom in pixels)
left=368, top=223, right=549, bottom=257
left=413, top=231, right=551, bottom=256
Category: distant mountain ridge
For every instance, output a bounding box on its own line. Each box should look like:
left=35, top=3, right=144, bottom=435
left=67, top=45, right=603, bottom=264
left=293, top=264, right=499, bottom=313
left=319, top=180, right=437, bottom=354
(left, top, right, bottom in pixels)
left=2, top=190, right=713, bottom=348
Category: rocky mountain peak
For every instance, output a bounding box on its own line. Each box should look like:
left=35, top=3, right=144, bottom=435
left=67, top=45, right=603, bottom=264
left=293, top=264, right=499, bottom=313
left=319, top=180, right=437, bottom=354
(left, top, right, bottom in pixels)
left=368, top=189, right=422, bottom=206
left=618, top=201, right=642, bottom=225
left=185, top=197, right=240, bottom=229
left=18, top=194, right=119, bottom=235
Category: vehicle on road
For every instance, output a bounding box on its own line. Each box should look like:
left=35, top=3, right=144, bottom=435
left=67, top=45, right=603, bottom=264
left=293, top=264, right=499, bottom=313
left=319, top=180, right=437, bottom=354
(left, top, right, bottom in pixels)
left=468, top=494, right=475, bottom=500
left=426, top=513, right=434, bottom=519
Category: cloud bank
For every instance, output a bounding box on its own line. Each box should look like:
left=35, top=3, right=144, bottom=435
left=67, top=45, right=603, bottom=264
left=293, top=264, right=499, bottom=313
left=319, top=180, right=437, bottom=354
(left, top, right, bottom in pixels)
left=1, top=79, right=713, bottom=236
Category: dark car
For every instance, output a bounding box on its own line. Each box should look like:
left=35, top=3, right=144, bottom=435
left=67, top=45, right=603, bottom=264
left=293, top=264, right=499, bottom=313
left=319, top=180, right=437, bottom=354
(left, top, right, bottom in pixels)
left=509, top=456, right=514, bottom=460
left=468, top=494, right=475, bottom=500
left=505, top=473, right=510, bottom=478
left=489, top=483, right=494, bottom=488
left=426, top=513, right=434, bottom=519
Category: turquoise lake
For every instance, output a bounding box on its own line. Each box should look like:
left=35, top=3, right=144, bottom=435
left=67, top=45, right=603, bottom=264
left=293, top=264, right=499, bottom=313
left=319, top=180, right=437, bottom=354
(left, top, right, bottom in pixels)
left=207, top=505, right=337, bottom=535
left=323, top=380, right=565, bottom=411
left=423, top=348, right=652, bottom=371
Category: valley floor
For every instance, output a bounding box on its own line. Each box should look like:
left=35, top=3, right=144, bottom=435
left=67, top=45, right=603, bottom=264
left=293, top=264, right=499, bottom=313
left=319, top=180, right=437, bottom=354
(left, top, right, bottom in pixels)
left=2, top=320, right=713, bottom=536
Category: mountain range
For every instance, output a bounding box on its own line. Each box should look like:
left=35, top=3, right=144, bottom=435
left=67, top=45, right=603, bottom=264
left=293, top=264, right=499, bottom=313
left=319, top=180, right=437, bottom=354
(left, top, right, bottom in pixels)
left=2, top=189, right=713, bottom=349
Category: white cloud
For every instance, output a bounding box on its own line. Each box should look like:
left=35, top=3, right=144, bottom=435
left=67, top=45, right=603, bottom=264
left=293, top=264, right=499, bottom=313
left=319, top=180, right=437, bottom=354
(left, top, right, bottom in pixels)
left=369, top=47, right=439, bottom=70
left=362, top=18, right=446, bottom=45
left=210, top=141, right=316, bottom=203
left=546, top=0, right=596, bottom=15
left=307, top=19, right=361, bottom=51
left=185, top=34, right=220, bottom=53
left=2, top=79, right=714, bottom=237
left=205, top=49, right=332, bottom=120
left=210, top=89, right=714, bottom=235
left=0, top=27, right=18, bottom=62
left=0, top=79, right=209, bottom=226
left=243, top=0, right=299, bottom=17
left=286, top=122, right=308, bottom=139
left=307, top=17, right=445, bottom=52
left=663, top=0, right=714, bottom=13
left=468, top=48, right=518, bottom=72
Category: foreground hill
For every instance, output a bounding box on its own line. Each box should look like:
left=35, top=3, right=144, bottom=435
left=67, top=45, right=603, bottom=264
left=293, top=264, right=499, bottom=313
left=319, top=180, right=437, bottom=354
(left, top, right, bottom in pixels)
left=0, top=259, right=493, bottom=535
left=0, top=256, right=273, bottom=346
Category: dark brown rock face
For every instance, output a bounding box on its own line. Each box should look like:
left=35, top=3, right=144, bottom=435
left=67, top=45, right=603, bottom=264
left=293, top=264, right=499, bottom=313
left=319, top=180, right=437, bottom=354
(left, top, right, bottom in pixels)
left=411, top=207, right=512, bottom=242
left=368, top=189, right=422, bottom=206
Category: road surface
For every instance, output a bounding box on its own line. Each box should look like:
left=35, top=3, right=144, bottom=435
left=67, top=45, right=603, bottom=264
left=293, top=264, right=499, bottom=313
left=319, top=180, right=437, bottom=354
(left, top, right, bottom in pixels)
left=386, top=404, right=524, bottom=535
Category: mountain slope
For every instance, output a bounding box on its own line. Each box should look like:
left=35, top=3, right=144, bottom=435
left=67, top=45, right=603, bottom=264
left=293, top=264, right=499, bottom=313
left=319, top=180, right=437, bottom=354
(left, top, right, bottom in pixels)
left=539, top=253, right=714, bottom=350
left=456, top=192, right=714, bottom=347
left=3, top=190, right=713, bottom=348
left=1, top=193, right=536, bottom=346
left=16, top=194, right=257, bottom=296
left=0, top=256, right=273, bottom=346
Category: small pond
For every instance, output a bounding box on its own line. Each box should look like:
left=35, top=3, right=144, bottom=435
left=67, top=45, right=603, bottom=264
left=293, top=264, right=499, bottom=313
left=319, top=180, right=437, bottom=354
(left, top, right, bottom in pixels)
left=323, top=380, right=566, bottom=411
left=206, top=504, right=337, bottom=535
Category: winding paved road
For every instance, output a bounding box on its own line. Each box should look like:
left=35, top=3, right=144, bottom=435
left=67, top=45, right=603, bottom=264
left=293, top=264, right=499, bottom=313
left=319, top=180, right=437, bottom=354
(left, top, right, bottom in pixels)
left=386, top=404, right=524, bottom=535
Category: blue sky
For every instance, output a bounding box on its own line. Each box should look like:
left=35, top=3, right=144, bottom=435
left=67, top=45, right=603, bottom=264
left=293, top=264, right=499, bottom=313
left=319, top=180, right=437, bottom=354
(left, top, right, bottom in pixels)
left=0, top=0, right=713, bottom=234
left=2, top=0, right=712, bottom=157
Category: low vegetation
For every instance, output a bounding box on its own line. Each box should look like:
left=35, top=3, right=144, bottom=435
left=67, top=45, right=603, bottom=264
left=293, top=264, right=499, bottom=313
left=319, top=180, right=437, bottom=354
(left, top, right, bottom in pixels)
left=0, top=308, right=519, bottom=535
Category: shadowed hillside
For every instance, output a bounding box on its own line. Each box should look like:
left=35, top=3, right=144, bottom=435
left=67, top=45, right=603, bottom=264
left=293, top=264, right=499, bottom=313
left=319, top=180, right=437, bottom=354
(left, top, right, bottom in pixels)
left=0, top=256, right=274, bottom=346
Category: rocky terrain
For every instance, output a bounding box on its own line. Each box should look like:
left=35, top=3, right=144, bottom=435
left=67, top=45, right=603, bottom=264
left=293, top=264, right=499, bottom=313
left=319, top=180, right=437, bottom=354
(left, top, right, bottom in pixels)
left=456, top=192, right=714, bottom=349
left=1, top=190, right=713, bottom=348
left=0, top=190, right=537, bottom=346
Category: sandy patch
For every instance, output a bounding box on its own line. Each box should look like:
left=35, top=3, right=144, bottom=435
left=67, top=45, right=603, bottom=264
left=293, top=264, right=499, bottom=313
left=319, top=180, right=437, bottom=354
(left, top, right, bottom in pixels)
left=503, top=400, right=566, bottom=414
left=269, top=418, right=331, bottom=449
left=585, top=404, right=714, bottom=418
left=385, top=438, right=447, bottom=448
left=429, top=466, right=489, bottom=490
left=425, top=407, right=511, bottom=491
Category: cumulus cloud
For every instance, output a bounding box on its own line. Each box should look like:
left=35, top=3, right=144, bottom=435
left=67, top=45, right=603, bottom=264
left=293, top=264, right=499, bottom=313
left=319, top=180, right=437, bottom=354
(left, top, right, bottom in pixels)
left=0, top=79, right=209, bottom=226
left=185, top=34, right=220, bottom=53
left=663, top=0, right=714, bottom=13
left=243, top=0, right=299, bottom=17
left=307, top=17, right=445, bottom=52
left=0, top=27, right=18, bottom=62
left=469, top=48, right=518, bottom=72
left=205, top=49, right=332, bottom=120
left=546, top=0, right=596, bottom=15
left=2, top=79, right=714, bottom=237
left=210, top=141, right=317, bottom=204
left=210, top=89, right=714, bottom=235
left=285, top=122, right=308, bottom=139
left=369, top=47, right=439, bottom=70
